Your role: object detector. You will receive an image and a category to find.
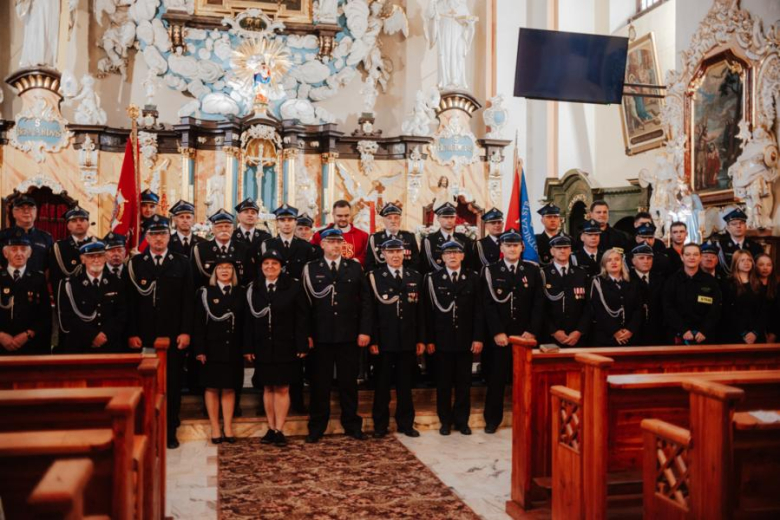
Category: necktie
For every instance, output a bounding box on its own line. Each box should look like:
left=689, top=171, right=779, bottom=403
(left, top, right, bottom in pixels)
left=561, top=267, right=567, bottom=277
left=247, top=231, right=253, bottom=241
left=451, top=271, right=458, bottom=284
left=509, top=264, right=516, bottom=274
left=444, top=235, right=451, bottom=243
left=92, top=278, right=100, bottom=288
left=330, top=261, right=337, bottom=277
left=268, top=283, right=275, bottom=294
left=223, top=285, right=231, bottom=295
left=12, top=269, right=20, bottom=281
left=221, top=245, right=227, bottom=254
left=284, top=240, right=290, bottom=249
left=154, top=255, right=162, bottom=267
left=112, top=267, right=120, bottom=277
left=642, top=275, right=649, bottom=284
left=182, top=237, right=189, bottom=248
left=590, top=254, right=596, bottom=263
left=394, top=270, right=402, bottom=282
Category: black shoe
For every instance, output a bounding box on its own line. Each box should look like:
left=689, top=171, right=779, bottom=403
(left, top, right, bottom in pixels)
left=402, top=428, right=420, bottom=438
left=224, top=435, right=236, bottom=444
left=305, top=433, right=322, bottom=444
left=211, top=436, right=223, bottom=445
left=167, top=438, right=180, bottom=449
left=274, top=431, right=288, bottom=447
left=484, top=424, right=498, bottom=434
left=349, top=430, right=367, bottom=441
left=460, top=425, right=472, bottom=435
left=372, top=429, right=388, bottom=439
left=260, top=429, right=277, bottom=445
left=439, top=426, right=451, bottom=436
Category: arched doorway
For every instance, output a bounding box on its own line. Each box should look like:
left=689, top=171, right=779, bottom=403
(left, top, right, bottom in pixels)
left=3, top=187, right=78, bottom=241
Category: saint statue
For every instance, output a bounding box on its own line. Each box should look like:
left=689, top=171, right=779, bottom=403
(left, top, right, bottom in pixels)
left=423, top=0, right=478, bottom=91
left=15, top=0, right=61, bottom=68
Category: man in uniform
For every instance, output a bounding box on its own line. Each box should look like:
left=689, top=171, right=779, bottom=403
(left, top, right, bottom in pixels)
left=424, top=240, right=483, bottom=436
left=233, top=197, right=272, bottom=258
left=630, top=222, right=670, bottom=275
left=542, top=235, right=591, bottom=347
left=0, top=196, right=52, bottom=273
left=482, top=230, right=542, bottom=433
left=630, top=243, right=666, bottom=346
left=572, top=219, right=602, bottom=278
left=303, top=228, right=372, bottom=443
left=717, top=208, right=763, bottom=273
left=474, top=208, right=504, bottom=268
left=49, top=206, right=92, bottom=291
left=168, top=200, right=204, bottom=258
left=365, top=203, right=420, bottom=272
left=138, top=189, right=160, bottom=251
left=662, top=243, right=722, bottom=345
left=103, top=232, right=128, bottom=281
left=192, top=209, right=253, bottom=288
left=126, top=215, right=194, bottom=448
left=667, top=221, right=688, bottom=275
left=535, top=203, right=562, bottom=265
left=0, top=230, right=51, bottom=355
left=312, top=200, right=369, bottom=266
left=56, top=239, right=128, bottom=354
left=700, top=240, right=726, bottom=280
left=419, top=202, right=475, bottom=274
left=295, top=214, right=315, bottom=242
left=367, top=238, right=425, bottom=438
left=634, top=212, right=668, bottom=255
left=263, top=204, right=320, bottom=279
left=590, top=200, right=631, bottom=252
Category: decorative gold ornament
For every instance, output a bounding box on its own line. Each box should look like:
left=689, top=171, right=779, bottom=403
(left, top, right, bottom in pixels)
left=230, top=38, right=291, bottom=116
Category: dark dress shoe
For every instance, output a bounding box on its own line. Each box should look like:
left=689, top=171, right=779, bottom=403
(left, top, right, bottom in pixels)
left=372, top=429, right=388, bottom=439
left=459, top=425, right=472, bottom=435
left=211, top=436, right=223, bottom=445
left=260, top=429, right=277, bottom=445
left=167, top=438, right=180, bottom=449
left=305, top=433, right=321, bottom=444
left=402, top=428, right=421, bottom=438
left=484, top=424, right=498, bottom=434
left=224, top=435, right=236, bottom=444
left=274, top=431, right=288, bottom=447
left=439, top=426, right=451, bottom=436
left=349, top=430, right=367, bottom=441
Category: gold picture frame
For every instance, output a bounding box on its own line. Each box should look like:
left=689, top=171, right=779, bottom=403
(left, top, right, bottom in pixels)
left=195, top=0, right=312, bottom=23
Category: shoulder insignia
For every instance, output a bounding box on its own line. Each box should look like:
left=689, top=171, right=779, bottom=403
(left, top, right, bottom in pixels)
left=82, top=280, right=89, bottom=286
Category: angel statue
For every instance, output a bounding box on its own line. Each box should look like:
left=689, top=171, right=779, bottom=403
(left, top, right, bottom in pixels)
left=423, top=0, right=478, bottom=91
left=728, top=126, right=779, bottom=230
left=401, top=88, right=441, bottom=137
left=68, top=75, right=108, bottom=126
left=15, top=0, right=60, bottom=67
left=639, top=155, right=678, bottom=238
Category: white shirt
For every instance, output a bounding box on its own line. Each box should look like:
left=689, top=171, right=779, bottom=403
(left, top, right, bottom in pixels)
left=7, top=265, right=26, bottom=278
left=279, top=233, right=295, bottom=246
left=326, top=256, right=343, bottom=270
left=388, top=266, right=403, bottom=278
left=238, top=225, right=255, bottom=236
left=504, top=259, right=519, bottom=272
left=265, top=278, right=280, bottom=289
left=176, top=231, right=193, bottom=243
left=442, top=232, right=454, bottom=242
left=446, top=268, right=461, bottom=280
left=217, top=281, right=232, bottom=293
left=636, top=271, right=650, bottom=282
left=87, top=273, right=102, bottom=286
left=151, top=249, right=169, bottom=264
left=215, top=240, right=231, bottom=252
left=108, top=264, right=124, bottom=275
left=553, top=262, right=570, bottom=276
left=490, top=235, right=500, bottom=244
left=609, top=275, right=623, bottom=283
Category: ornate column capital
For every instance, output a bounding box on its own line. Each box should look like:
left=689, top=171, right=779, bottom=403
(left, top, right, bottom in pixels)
left=222, top=146, right=241, bottom=158
left=321, top=152, right=339, bottom=164
left=283, top=148, right=300, bottom=160
left=178, top=146, right=196, bottom=159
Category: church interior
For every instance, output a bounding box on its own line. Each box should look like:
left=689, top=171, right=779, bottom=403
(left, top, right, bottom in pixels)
left=2, top=0, right=780, bottom=519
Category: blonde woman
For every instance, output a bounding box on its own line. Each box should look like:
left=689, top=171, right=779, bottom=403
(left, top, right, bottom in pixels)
left=588, top=248, right=642, bottom=346
left=722, top=250, right=765, bottom=344
left=193, top=255, right=245, bottom=444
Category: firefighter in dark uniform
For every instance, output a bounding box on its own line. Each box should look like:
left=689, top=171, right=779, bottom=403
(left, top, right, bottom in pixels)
left=572, top=219, right=602, bottom=279
left=424, top=240, right=483, bottom=436
left=541, top=235, right=591, bottom=347
left=192, top=209, right=253, bottom=288
left=365, top=203, right=420, bottom=272
left=169, top=200, right=204, bottom=258
left=126, top=215, right=194, bottom=449
left=263, top=204, right=321, bottom=279
left=295, top=214, right=315, bottom=242
left=629, top=243, right=666, bottom=346
left=56, top=239, right=128, bottom=354
left=233, top=197, right=272, bottom=259
left=629, top=222, right=670, bottom=276
left=589, top=248, right=643, bottom=346
left=0, top=230, right=51, bottom=355
left=700, top=239, right=726, bottom=281
left=0, top=196, right=52, bottom=274
left=482, top=230, right=542, bottom=433
left=367, top=238, right=425, bottom=438
left=474, top=208, right=504, bottom=268
left=662, top=243, right=723, bottom=345
left=535, top=203, right=562, bottom=265
left=717, top=208, right=764, bottom=274
left=138, top=189, right=160, bottom=249
left=103, top=232, right=129, bottom=282
left=303, top=228, right=373, bottom=443
left=49, top=206, right=92, bottom=291
left=419, top=202, right=475, bottom=274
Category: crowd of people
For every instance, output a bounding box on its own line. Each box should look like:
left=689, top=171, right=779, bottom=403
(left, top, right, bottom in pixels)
left=1, top=192, right=777, bottom=448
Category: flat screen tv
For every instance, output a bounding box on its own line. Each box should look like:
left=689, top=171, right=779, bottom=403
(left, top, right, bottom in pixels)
left=513, top=28, right=629, bottom=105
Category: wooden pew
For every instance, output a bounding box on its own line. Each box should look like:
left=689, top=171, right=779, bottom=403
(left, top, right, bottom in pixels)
left=28, top=458, right=95, bottom=520
left=505, top=341, right=780, bottom=516
left=549, top=353, right=780, bottom=519
left=642, top=380, right=780, bottom=519
left=0, top=338, right=168, bottom=520
left=0, top=387, right=149, bottom=520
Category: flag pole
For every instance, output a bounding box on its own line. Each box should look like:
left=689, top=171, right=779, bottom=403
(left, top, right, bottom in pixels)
left=126, top=104, right=141, bottom=251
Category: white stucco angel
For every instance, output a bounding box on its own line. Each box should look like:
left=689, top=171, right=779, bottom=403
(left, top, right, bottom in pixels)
left=16, top=0, right=60, bottom=67
left=639, top=154, right=678, bottom=238
left=423, top=0, right=478, bottom=91
left=729, top=126, right=779, bottom=229
left=69, top=75, right=108, bottom=125
left=401, top=88, right=440, bottom=137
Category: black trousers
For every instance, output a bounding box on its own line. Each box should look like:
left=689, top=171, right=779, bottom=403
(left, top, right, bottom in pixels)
left=372, top=351, right=416, bottom=432
left=167, top=345, right=184, bottom=441
left=308, top=342, right=362, bottom=436
left=435, top=350, right=472, bottom=428
left=483, top=344, right=512, bottom=427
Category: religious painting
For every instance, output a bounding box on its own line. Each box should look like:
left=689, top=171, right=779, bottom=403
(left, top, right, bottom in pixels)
left=196, top=0, right=311, bottom=22
left=619, top=33, right=665, bottom=155
left=686, top=50, right=751, bottom=199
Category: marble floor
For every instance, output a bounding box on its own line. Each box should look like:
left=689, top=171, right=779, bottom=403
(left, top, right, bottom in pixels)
left=166, top=428, right=513, bottom=519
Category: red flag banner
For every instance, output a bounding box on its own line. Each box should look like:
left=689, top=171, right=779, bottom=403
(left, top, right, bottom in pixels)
left=504, top=164, right=521, bottom=232
left=112, top=138, right=139, bottom=249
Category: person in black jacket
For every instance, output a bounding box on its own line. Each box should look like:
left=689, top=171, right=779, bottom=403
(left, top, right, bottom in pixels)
left=755, top=253, right=777, bottom=342
left=717, top=208, right=764, bottom=274
left=662, top=243, right=722, bottom=345
left=721, top=250, right=765, bottom=344
left=365, top=203, right=421, bottom=272
left=629, top=222, right=670, bottom=276
left=0, top=196, right=52, bottom=274
left=482, top=230, right=542, bottom=432
left=572, top=219, right=602, bottom=279
left=419, top=202, right=475, bottom=274
left=630, top=243, right=666, bottom=346
left=56, top=239, right=128, bottom=354
left=589, top=248, right=642, bottom=346
left=126, top=215, right=194, bottom=449
left=700, top=239, right=727, bottom=281
left=49, top=206, right=92, bottom=292
left=590, top=200, right=631, bottom=253
left=424, top=240, right=483, bottom=435
left=193, top=255, right=245, bottom=444
left=244, top=249, right=309, bottom=447
left=233, top=197, right=272, bottom=259
left=0, top=230, right=51, bottom=355
left=263, top=204, right=321, bottom=279
left=474, top=208, right=504, bottom=268
left=542, top=235, right=591, bottom=347
left=367, top=238, right=425, bottom=439
left=535, top=203, right=562, bottom=266
left=295, top=214, right=315, bottom=242
left=303, top=228, right=372, bottom=443
left=192, top=209, right=254, bottom=288
left=168, top=200, right=204, bottom=258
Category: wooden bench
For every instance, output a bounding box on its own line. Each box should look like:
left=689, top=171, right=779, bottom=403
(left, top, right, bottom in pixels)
left=0, top=387, right=150, bottom=520
left=28, top=458, right=95, bottom=520
left=642, top=380, right=780, bottom=519
left=549, top=354, right=780, bottom=519
left=505, top=341, right=780, bottom=517
left=0, top=338, right=168, bottom=520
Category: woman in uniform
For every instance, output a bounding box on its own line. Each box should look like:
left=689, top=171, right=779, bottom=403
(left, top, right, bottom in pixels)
left=193, top=255, right=245, bottom=444
left=244, top=249, right=309, bottom=447
left=588, top=248, right=642, bottom=346
left=722, top=250, right=765, bottom=344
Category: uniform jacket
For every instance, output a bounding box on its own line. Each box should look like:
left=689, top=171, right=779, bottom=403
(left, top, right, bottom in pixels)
left=49, top=236, right=86, bottom=290
left=0, top=227, right=52, bottom=274
left=572, top=248, right=602, bottom=280
left=168, top=233, right=205, bottom=258
left=312, top=225, right=369, bottom=266
left=365, top=230, right=420, bottom=272
left=368, top=266, right=425, bottom=352
left=483, top=261, right=544, bottom=338
left=192, top=284, right=245, bottom=363
left=474, top=236, right=501, bottom=268
left=631, top=269, right=666, bottom=346
left=232, top=227, right=272, bottom=260
left=540, top=263, right=591, bottom=341
left=192, top=239, right=254, bottom=287
left=423, top=268, right=483, bottom=351
left=588, top=275, right=643, bottom=346
left=716, top=235, right=764, bottom=272
left=0, top=268, right=51, bottom=355
left=662, top=269, right=722, bottom=341
left=262, top=236, right=321, bottom=279
left=535, top=231, right=561, bottom=266
left=721, top=280, right=766, bottom=343
left=419, top=230, right=475, bottom=274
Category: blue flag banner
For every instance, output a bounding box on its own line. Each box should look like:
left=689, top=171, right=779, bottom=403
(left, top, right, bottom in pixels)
left=520, top=169, right=540, bottom=264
